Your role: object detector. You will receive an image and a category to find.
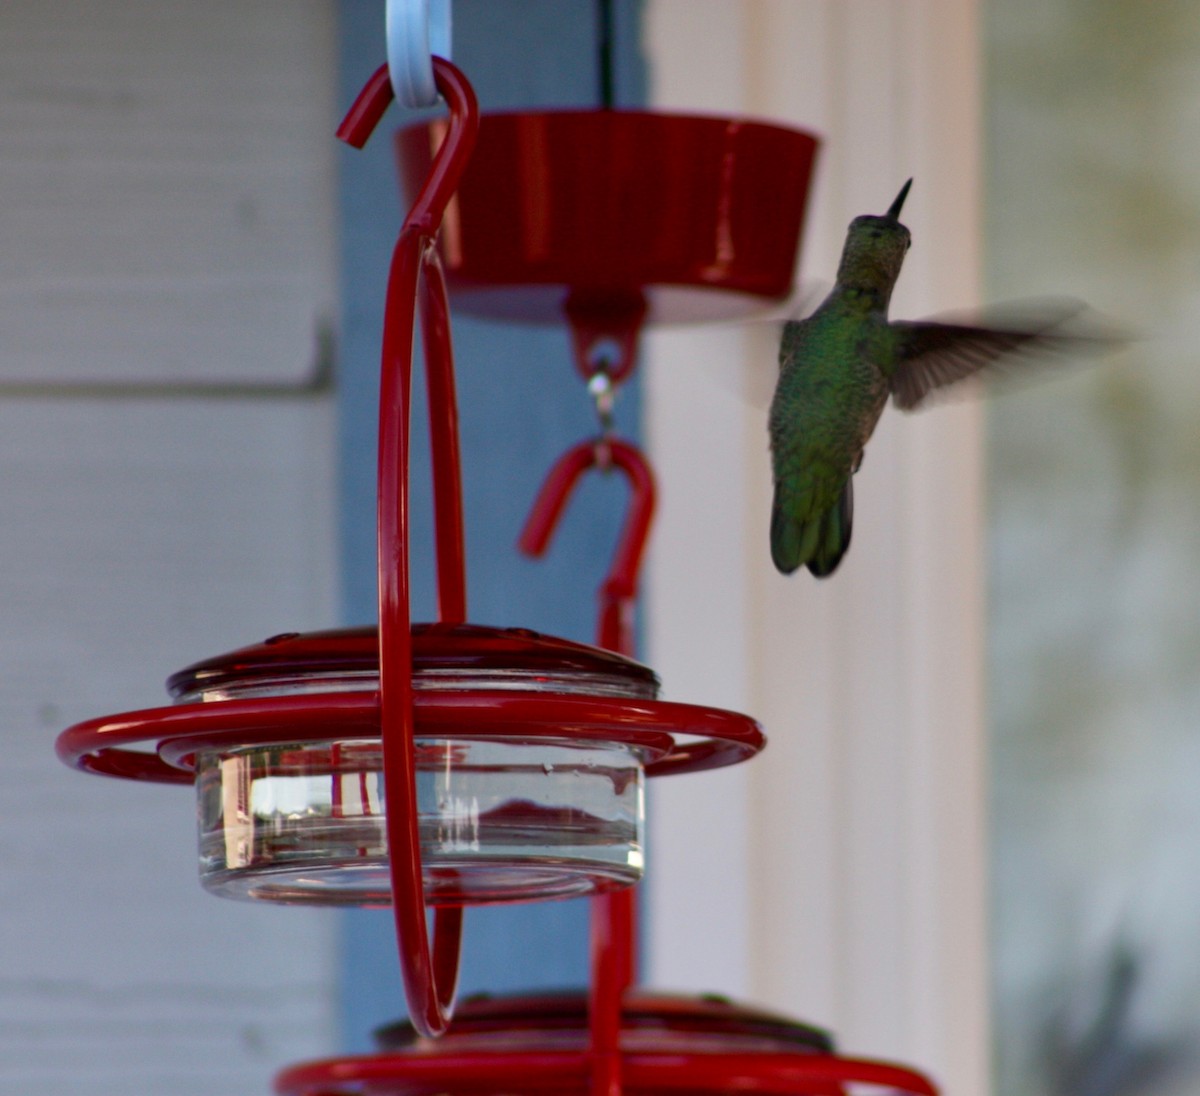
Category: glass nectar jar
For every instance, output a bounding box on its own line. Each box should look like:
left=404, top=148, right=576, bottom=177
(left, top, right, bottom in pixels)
left=168, top=624, right=660, bottom=907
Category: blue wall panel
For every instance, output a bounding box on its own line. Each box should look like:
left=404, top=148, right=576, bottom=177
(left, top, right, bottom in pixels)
left=336, top=0, right=645, bottom=1051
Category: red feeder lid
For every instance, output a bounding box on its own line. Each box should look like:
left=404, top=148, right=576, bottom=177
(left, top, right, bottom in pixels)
left=396, top=109, right=819, bottom=324
left=274, top=991, right=941, bottom=1095
left=167, top=623, right=660, bottom=701
left=374, top=990, right=833, bottom=1056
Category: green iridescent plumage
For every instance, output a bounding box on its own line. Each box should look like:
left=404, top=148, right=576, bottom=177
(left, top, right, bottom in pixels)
left=768, top=180, right=1102, bottom=577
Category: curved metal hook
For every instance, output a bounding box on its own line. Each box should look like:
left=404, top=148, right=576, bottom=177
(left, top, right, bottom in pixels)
left=338, top=60, right=479, bottom=241
left=518, top=437, right=656, bottom=654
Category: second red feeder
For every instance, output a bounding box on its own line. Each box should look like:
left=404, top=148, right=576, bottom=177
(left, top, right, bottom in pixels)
left=397, top=107, right=818, bottom=381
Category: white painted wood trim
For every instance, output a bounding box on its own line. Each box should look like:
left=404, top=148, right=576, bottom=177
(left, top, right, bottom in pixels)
left=642, top=3, right=989, bottom=1094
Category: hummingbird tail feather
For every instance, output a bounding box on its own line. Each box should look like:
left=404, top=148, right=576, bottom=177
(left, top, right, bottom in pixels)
left=770, top=489, right=805, bottom=575
left=806, top=479, right=853, bottom=578
left=770, top=479, right=854, bottom=578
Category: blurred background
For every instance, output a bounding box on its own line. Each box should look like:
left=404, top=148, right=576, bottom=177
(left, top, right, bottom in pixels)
left=1, top=2, right=1194, bottom=1095
left=987, top=4, right=1200, bottom=1095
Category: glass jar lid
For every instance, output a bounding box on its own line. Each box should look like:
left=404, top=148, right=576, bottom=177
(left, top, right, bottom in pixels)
left=167, top=622, right=660, bottom=703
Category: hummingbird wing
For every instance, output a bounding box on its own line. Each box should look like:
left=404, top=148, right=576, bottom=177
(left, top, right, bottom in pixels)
left=888, top=301, right=1118, bottom=411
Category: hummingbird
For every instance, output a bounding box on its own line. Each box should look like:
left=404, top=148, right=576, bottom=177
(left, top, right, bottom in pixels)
left=768, top=178, right=1107, bottom=578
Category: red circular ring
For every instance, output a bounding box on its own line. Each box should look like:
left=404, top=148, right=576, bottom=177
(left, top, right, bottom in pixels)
left=56, top=691, right=765, bottom=785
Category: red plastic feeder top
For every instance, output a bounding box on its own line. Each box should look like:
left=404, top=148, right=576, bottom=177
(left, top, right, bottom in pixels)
left=274, top=989, right=940, bottom=1096
left=396, top=109, right=819, bottom=326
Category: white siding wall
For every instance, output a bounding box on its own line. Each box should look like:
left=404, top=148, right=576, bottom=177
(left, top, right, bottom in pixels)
left=642, top=4, right=990, bottom=1094
left=0, top=4, right=339, bottom=1093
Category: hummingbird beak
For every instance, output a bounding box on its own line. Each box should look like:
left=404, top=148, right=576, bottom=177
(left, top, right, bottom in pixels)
left=884, top=178, right=913, bottom=221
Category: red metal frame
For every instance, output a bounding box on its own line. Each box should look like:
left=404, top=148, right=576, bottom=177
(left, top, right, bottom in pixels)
left=55, top=690, right=763, bottom=783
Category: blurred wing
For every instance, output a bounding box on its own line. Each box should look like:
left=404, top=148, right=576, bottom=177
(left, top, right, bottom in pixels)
left=695, top=283, right=830, bottom=411
left=889, top=300, right=1121, bottom=411
left=691, top=323, right=783, bottom=410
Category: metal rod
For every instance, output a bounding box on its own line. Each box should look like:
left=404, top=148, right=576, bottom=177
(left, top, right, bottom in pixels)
left=597, top=0, right=615, bottom=109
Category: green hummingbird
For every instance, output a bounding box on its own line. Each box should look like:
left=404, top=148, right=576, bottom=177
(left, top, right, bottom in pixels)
left=768, top=179, right=1103, bottom=578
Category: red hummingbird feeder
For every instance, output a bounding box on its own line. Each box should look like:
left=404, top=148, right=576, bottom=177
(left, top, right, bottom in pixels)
left=395, top=107, right=817, bottom=386
left=56, top=3, right=942, bottom=1093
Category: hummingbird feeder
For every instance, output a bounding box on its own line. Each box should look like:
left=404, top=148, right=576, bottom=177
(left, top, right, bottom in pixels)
left=56, top=2, right=943, bottom=1092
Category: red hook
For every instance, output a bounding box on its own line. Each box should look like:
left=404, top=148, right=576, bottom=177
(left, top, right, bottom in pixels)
left=338, top=59, right=479, bottom=241
left=518, top=438, right=656, bottom=656
left=337, top=62, right=395, bottom=148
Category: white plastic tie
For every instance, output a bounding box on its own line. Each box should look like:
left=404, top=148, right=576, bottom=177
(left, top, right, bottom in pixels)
left=386, top=0, right=453, bottom=109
